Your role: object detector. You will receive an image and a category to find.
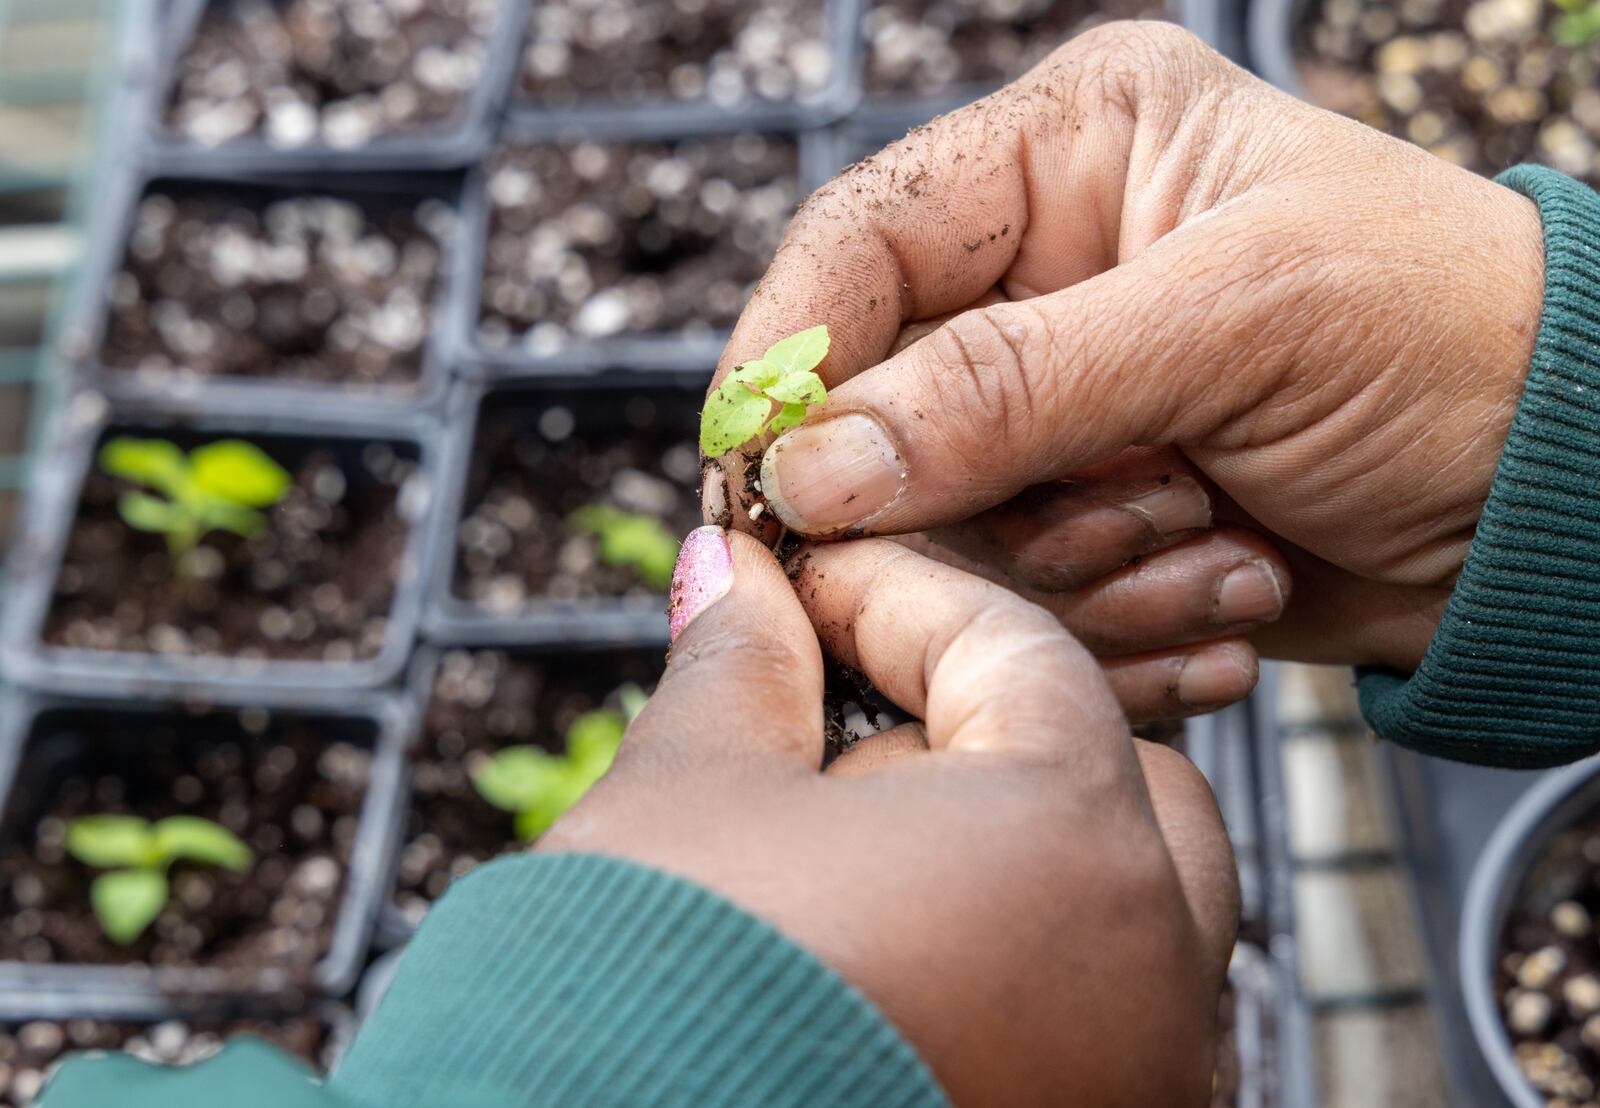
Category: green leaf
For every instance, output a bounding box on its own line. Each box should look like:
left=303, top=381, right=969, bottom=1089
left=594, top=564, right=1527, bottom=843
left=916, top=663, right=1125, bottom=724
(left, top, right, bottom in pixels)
left=765, top=402, right=810, bottom=437
left=761, top=325, right=830, bottom=378
left=194, top=499, right=266, bottom=539
left=91, top=869, right=168, bottom=945
left=116, top=491, right=186, bottom=536
left=189, top=440, right=291, bottom=508
left=764, top=370, right=826, bottom=407
left=152, top=816, right=253, bottom=872
left=567, top=709, right=626, bottom=769
left=99, top=438, right=186, bottom=496
left=472, top=747, right=569, bottom=814
left=728, top=359, right=781, bottom=391
left=700, top=378, right=773, bottom=457
left=618, top=683, right=649, bottom=723
left=66, top=815, right=158, bottom=869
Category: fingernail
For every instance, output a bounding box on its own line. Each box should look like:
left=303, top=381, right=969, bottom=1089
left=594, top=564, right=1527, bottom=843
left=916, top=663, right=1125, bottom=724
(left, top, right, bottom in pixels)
left=1212, top=560, right=1285, bottom=625
left=668, top=526, right=732, bottom=641
left=700, top=468, right=730, bottom=527
left=1177, top=650, right=1253, bottom=708
left=760, top=413, right=906, bottom=536
left=1118, top=476, right=1211, bottom=541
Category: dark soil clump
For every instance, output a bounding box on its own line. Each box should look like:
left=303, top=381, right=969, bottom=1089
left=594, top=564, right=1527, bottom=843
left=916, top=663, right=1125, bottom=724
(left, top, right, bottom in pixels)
left=44, top=434, right=418, bottom=662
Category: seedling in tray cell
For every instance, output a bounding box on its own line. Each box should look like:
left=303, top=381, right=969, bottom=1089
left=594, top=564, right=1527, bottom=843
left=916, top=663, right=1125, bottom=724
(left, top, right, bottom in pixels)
left=472, top=685, right=648, bottom=840
left=1554, top=0, right=1600, bottom=45
left=700, top=325, right=829, bottom=457
left=98, top=437, right=291, bottom=574
left=65, top=814, right=253, bottom=944
left=568, top=504, right=680, bottom=591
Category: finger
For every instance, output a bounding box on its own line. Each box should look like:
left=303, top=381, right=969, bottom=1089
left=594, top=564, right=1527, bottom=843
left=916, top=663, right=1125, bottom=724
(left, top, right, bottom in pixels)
left=790, top=539, right=1136, bottom=779
left=928, top=448, right=1214, bottom=592
left=631, top=527, right=824, bottom=770
left=1135, top=740, right=1241, bottom=982
left=1102, top=640, right=1259, bottom=725
left=824, top=722, right=929, bottom=778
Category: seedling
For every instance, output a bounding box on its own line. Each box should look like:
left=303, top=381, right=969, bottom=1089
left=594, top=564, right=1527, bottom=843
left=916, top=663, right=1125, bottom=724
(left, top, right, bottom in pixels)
left=700, top=325, right=830, bottom=458
left=64, top=814, right=254, bottom=945
left=472, top=685, right=648, bottom=841
left=98, top=437, right=292, bottom=571
left=1554, top=0, right=1600, bottom=44
left=569, top=504, right=680, bottom=590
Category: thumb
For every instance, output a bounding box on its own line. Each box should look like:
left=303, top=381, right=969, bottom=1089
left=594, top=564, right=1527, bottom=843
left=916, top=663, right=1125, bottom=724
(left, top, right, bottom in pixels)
left=631, top=527, right=824, bottom=769
left=755, top=210, right=1284, bottom=538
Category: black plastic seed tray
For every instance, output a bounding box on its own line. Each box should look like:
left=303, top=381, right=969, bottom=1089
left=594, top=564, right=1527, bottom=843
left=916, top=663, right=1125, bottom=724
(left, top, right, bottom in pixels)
left=141, top=0, right=530, bottom=175
left=0, top=687, right=412, bottom=1015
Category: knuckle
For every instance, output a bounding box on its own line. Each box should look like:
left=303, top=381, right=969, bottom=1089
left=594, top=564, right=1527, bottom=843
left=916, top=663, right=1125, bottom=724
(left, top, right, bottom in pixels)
left=917, top=303, right=1059, bottom=467
left=665, top=625, right=807, bottom=684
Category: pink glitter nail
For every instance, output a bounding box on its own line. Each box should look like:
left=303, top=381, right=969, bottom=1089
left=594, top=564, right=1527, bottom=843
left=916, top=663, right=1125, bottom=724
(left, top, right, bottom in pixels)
left=668, top=526, right=732, bottom=640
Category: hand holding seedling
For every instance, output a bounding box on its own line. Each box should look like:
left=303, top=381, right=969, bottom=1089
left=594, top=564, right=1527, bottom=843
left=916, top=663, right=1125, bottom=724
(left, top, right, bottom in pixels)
left=707, top=23, right=1545, bottom=676
left=699, top=325, right=829, bottom=459
left=535, top=528, right=1237, bottom=1106
left=65, top=814, right=253, bottom=944
left=99, top=437, right=291, bottom=574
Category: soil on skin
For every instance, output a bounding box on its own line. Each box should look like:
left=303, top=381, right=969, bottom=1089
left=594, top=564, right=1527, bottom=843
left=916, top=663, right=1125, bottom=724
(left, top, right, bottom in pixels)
left=164, top=0, right=498, bottom=148
left=43, top=435, right=417, bottom=662
left=1, top=1013, right=336, bottom=1107
left=477, top=135, right=800, bottom=351
left=518, top=0, right=832, bottom=107
left=0, top=708, right=372, bottom=986
left=100, top=186, right=452, bottom=390
left=392, top=648, right=665, bottom=927
left=1494, top=810, right=1600, bottom=1100
left=863, top=0, right=1165, bottom=96
left=1298, top=0, right=1600, bottom=187
left=452, top=388, right=701, bottom=613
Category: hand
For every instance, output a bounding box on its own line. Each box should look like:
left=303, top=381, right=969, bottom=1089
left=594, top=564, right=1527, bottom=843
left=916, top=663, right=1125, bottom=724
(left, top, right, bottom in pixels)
left=541, top=527, right=1239, bottom=1107
left=705, top=21, right=1543, bottom=672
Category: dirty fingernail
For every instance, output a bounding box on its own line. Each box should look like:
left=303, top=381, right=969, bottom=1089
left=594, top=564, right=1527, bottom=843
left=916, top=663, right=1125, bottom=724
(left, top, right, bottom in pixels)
left=1119, top=476, right=1211, bottom=542
left=700, top=468, right=729, bottom=527
left=760, top=413, right=906, bottom=536
left=669, top=526, right=732, bottom=641
left=1177, top=649, right=1255, bottom=708
left=1213, top=560, right=1285, bottom=625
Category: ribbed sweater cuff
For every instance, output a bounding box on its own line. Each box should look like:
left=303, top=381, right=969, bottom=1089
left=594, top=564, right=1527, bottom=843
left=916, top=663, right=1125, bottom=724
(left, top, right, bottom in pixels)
left=1357, top=165, right=1600, bottom=767
left=331, top=854, right=948, bottom=1108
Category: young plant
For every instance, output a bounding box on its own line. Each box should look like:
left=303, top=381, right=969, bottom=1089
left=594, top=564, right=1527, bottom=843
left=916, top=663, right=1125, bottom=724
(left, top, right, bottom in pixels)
left=64, top=814, right=254, bottom=945
left=699, top=325, right=830, bottom=458
left=1554, top=0, right=1600, bottom=45
left=98, top=437, right=292, bottom=571
left=472, top=685, right=648, bottom=841
left=568, top=504, right=680, bottom=590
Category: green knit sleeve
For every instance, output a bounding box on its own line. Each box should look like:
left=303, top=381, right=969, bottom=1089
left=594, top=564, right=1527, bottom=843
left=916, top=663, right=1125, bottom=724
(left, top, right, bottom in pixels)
left=331, top=853, right=949, bottom=1108
left=1357, top=164, right=1600, bottom=767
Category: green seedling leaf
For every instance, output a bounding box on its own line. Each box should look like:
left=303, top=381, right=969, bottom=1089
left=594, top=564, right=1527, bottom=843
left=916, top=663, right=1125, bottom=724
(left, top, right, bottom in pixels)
left=570, top=505, right=680, bottom=591
left=99, top=438, right=186, bottom=496
left=194, top=499, right=267, bottom=539
left=473, top=746, right=570, bottom=814
left=66, top=815, right=159, bottom=869
left=619, top=683, right=649, bottom=723
left=153, top=816, right=253, bottom=872
left=699, top=326, right=830, bottom=458
left=189, top=440, right=292, bottom=507
left=567, top=709, right=626, bottom=769
left=91, top=869, right=168, bottom=946
left=117, top=492, right=188, bottom=536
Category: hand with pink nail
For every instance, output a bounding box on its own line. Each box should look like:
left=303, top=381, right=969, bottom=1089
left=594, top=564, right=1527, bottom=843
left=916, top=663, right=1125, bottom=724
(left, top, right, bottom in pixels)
left=542, top=526, right=1238, bottom=1107
left=704, top=22, right=1542, bottom=676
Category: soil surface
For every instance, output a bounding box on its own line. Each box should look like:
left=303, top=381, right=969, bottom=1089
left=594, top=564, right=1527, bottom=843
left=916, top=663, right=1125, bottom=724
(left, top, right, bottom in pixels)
left=1299, top=0, right=1600, bottom=186
left=392, top=648, right=664, bottom=926
left=863, top=0, right=1165, bottom=96
left=1495, top=809, right=1600, bottom=1100
left=0, top=708, right=373, bottom=988
left=453, top=388, right=700, bottom=613
left=0, top=1013, right=336, bottom=1107
left=519, top=0, right=832, bottom=107
left=99, top=186, right=452, bottom=391
left=44, top=434, right=417, bottom=662
left=164, top=0, right=499, bottom=149
left=477, top=135, right=800, bottom=351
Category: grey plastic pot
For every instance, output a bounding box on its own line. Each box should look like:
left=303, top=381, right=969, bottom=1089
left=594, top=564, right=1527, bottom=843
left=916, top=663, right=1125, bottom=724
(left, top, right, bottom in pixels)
left=0, top=392, right=443, bottom=704
left=0, top=687, right=414, bottom=1016
left=1246, top=0, right=1307, bottom=95
left=1460, top=757, right=1600, bottom=1108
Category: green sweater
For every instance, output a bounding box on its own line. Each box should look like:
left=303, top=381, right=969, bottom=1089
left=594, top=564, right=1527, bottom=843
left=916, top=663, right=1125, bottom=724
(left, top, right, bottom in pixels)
left=33, top=163, right=1600, bottom=1104
left=37, top=854, right=948, bottom=1107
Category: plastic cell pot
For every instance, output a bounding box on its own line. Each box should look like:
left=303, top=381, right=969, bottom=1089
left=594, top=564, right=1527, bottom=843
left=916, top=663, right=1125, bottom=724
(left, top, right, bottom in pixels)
left=0, top=393, right=443, bottom=704
left=0, top=688, right=412, bottom=1014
